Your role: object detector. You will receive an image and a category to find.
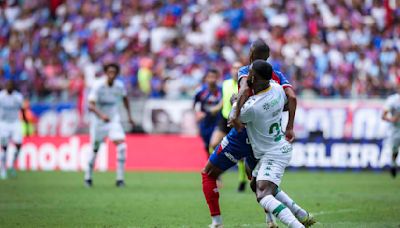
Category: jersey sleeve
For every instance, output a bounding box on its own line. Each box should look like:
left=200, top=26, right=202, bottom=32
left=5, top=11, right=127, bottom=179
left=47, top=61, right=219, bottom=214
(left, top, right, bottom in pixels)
left=273, top=70, right=292, bottom=89
left=88, top=82, right=100, bottom=102
left=237, top=65, right=249, bottom=83
left=239, top=98, right=255, bottom=123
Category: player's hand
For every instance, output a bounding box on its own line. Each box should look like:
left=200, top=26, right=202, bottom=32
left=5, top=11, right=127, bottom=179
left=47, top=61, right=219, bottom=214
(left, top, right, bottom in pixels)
left=195, top=111, right=206, bottom=122
left=228, top=117, right=244, bottom=132
left=285, top=127, right=295, bottom=143
left=102, top=115, right=110, bottom=123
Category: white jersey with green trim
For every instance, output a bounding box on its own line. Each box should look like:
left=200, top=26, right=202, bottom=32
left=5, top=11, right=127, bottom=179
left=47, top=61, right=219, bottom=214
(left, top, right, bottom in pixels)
left=384, top=93, right=400, bottom=137
left=88, top=78, right=127, bottom=124
left=0, top=90, right=23, bottom=123
left=239, top=82, right=291, bottom=159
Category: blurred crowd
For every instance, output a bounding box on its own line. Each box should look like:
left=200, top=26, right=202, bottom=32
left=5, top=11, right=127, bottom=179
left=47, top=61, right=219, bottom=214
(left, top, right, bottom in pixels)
left=0, top=0, right=399, bottom=102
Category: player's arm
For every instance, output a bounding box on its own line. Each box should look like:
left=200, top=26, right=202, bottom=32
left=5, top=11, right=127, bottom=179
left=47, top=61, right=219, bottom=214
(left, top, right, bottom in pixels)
left=193, top=90, right=206, bottom=122
left=229, top=78, right=251, bottom=131
left=88, top=101, right=110, bottom=122
left=21, top=100, right=28, bottom=124
left=284, top=87, right=296, bottom=143
left=123, top=96, right=135, bottom=126
left=209, top=99, right=223, bottom=116
left=382, top=109, right=399, bottom=123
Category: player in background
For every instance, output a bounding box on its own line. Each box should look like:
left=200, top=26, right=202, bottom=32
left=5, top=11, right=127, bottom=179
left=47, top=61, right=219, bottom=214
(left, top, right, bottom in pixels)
left=382, top=80, right=400, bottom=178
left=208, top=61, right=248, bottom=192
left=239, top=60, right=306, bottom=228
left=201, top=40, right=314, bottom=228
left=0, top=80, right=28, bottom=179
left=85, top=63, right=135, bottom=187
left=193, top=69, right=222, bottom=156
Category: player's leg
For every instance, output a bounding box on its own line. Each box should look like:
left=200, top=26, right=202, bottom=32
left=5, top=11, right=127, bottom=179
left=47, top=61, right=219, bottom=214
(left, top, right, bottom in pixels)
left=10, top=121, right=24, bottom=176
left=273, top=188, right=316, bottom=226
left=85, top=123, right=105, bottom=187
left=0, top=124, right=10, bottom=180
left=109, top=122, right=126, bottom=187
left=202, top=161, right=225, bottom=227
left=200, top=126, right=214, bottom=157
left=390, top=139, right=400, bottom=178
left=237, top=159, right=247, bottom=192
left=247, top=156, right=278, bottom=228
left=0, top=140, right=7, bottom=180
left=256, top=159, right=304, bottom=228
left=202, top=140, right=243, bottom=227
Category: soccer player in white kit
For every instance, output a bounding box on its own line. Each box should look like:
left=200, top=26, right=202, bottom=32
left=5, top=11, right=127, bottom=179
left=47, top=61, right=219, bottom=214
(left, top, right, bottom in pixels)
left=382, top=82, right=400, bottom=178
left=239, top=60, right=307, bottom=228
left=85, top=63, right=135, bottom=187
left=0, top=81, right=28, bottom=179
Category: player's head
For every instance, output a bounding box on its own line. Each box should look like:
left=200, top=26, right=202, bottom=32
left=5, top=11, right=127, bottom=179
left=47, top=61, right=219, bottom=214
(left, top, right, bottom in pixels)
left=231, top=61, right=241, bottom=81
left=5, top=80, right=15, bottom=94
left=204, top=68, right=219, bottom=88
left=247, top=60, right=273, bottom=89
left=249, top=39, right=270, bottom=63
left=103, top=63, right=120, bottom=83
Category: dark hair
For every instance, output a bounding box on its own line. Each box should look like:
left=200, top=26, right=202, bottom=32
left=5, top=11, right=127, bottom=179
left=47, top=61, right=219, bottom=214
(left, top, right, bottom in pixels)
left=103, top=63, right=120, bottom=74
left=251, top=60, right=273, bottom=81
left=251, top=39, right=270, bottom=61
left=207, top=68, right=219, bottom=75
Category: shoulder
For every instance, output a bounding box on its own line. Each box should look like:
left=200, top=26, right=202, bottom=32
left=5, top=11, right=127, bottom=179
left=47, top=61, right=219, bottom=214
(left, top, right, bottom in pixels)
left=13, top=91, right=23, bottom=100
left=114, top=79, right=125, bottom=89
left=238, top=65, right=249, bottom=82
left=238, top=65, right=249, bottom=75
left=92, top=78, right=106, bottom=89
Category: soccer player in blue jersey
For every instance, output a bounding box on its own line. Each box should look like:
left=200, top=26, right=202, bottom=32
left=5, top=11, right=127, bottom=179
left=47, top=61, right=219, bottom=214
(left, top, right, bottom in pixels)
left=193, top=69, right=223, bottom=156
left=201, top=40, right=315, bottom=228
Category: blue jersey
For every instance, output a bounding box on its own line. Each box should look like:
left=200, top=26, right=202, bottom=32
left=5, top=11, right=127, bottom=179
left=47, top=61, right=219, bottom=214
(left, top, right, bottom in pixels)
left=238, top=65, right=292, bottom=90
left=194, top=85, right=222, bottom=127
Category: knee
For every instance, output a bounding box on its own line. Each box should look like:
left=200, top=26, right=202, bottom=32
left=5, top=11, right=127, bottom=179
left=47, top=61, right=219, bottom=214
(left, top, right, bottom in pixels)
left=202, top=162, right=222, bottom=179
left=93, top=141, right=101, bottom=153
left=256, top=182, right=276, bottom=202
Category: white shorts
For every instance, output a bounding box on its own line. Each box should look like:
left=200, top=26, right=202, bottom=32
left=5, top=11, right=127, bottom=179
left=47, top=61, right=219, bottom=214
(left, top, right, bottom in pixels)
left=252, top=154, right=291, bottom=186
left=0, top=121, right=23, bottom=146
left=90, top=121, right=125, bottom=144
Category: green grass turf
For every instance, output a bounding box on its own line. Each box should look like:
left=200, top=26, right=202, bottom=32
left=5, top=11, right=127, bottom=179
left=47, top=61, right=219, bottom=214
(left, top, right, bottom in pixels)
left=0, top=171, right=399, bottom=228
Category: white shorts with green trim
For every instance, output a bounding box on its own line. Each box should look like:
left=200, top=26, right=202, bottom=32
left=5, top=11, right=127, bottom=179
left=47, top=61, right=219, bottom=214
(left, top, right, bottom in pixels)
left=252, top=154, right=291, bottom=186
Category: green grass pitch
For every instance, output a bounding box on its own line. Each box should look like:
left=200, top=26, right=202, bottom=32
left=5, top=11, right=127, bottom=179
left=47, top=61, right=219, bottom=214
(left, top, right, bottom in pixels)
left=0, top=171, right=399, bottom=227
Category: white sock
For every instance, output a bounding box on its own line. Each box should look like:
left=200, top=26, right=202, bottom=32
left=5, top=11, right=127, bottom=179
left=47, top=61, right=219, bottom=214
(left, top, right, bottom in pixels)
left=259, top=195, right=304, bottom=228
left=116, top=143, right=126, bottom=181
left=85, top=150, right=98, bottom=180
left=275, top=189, right=308, bottom=220
left=211, top=215, right=222, bottom=225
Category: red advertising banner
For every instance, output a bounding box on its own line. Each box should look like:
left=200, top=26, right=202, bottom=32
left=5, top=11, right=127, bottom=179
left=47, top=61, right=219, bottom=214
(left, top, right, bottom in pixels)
left=7, top=135, right=208, bottom=172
